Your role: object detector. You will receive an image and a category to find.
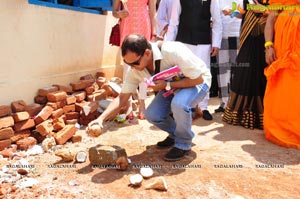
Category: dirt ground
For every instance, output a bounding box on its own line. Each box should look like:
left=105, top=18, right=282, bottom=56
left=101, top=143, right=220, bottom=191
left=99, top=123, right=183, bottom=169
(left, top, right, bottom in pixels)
left=1, top=96, right=300, bottom=199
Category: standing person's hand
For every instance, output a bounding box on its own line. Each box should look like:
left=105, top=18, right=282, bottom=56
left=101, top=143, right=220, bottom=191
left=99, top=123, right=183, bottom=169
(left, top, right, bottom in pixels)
left=265, top=47, right=277, bottom=65
left=211, top=47, right=219, bottom=57
left=116, top=10, right=129, bottom=18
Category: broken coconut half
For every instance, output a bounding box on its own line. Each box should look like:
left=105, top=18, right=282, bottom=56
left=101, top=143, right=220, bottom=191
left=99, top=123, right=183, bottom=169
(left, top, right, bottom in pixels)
left=75, top=151, right=87, bottom=163
left=145, top=177, right=168, bottom=191
left=140, top=167, right=154, bottom=178
left=129, top=174, right=143, bottom=186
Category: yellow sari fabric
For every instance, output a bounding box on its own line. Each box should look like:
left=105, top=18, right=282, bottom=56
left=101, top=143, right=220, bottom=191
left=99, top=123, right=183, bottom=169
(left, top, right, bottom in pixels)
left=264, top=0, right=300, bottom=148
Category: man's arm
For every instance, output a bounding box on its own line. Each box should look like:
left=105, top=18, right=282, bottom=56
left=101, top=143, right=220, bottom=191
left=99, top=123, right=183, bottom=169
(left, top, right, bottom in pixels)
left=87, top=92, right=132, bottom=129
left=150, top=75, right=203, bottom=92
left=211, top=0, right=222, bottom=56
left=165, top=0, right=180, bottom=41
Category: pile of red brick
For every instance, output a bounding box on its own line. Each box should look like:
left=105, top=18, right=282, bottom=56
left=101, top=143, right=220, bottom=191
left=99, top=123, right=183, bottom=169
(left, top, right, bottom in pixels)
left=0, top=72, right=119, bottom=153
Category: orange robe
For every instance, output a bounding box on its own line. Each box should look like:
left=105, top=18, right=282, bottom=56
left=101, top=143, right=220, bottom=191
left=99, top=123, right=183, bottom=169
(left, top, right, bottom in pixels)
left=264, top=0, right=300, bottom=148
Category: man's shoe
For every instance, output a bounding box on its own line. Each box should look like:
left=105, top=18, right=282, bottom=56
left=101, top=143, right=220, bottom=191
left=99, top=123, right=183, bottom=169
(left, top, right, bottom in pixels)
left=214, top=106, right=225, bottom=113
left=163, top=147, right=190, bottom=161
left=157, top=137, right=175, bottom=148
left=202, top=110, right=213, bottom=120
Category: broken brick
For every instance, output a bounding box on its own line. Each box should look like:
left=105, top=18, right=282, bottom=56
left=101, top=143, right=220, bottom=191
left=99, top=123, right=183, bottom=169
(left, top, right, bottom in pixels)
left=47, top=91, right=68, bottom=102
left=51, top=108, right=64, bottom=119
left=73, top=91, right=86, bottom=102
left=0, top=139, right=11, bottom=151
left=25, top=103, right=44, bottom=117
left=53, top=84, right=73, bottom=94
left=71, top=135, right=82, bottom=143
left=10, top=130, right=31, bottom=143
left=87, top=89, right=107, bottom=102
left=34, top=106, right=54, bottom=125
left=16, top=137, right=37, bottom=150
left=63, top=104, right=75, bottom=113
left=65, top=112, right=79, bottom=120
left=66, top=95, right=76, bottom=105
left=55, top=125, right=76, bottom=145
left=0, top=105, right=11, bottom=118
left=0, top=127, right=14, bottom=140
left=70, top=79, right=93, bottom=91
left=38, top=86, right=58, bottom=97
left=0, top=116, right=14, bottom=129
left=66, top=119, right=78, bottom=125
left=34, top=95, right=48, bottom=105
left=12, top=111, right=30, bottom=122
left=36, top=120, right=53, bottom=136
left=14, top=119, right=35, bottom=132
left=11, top=100, right=27, bottom=113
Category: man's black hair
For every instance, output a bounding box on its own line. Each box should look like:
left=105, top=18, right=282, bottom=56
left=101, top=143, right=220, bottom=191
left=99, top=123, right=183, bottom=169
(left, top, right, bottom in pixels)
left=121, top=34, right=152, bottom=57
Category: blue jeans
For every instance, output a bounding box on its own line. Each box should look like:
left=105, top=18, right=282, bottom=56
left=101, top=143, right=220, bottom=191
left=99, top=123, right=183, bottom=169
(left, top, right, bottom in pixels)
left=145, top=83, right=209, bottom=150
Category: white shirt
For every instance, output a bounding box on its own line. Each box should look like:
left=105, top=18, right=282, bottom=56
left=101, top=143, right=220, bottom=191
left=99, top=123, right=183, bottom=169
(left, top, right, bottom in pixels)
left=156, top=0, right=174, bottom=35
left=165, top=0, right=222, bottom=48
left=122, top=42, right=211, bottom=94
left=219, top=0, right=243, bottom=38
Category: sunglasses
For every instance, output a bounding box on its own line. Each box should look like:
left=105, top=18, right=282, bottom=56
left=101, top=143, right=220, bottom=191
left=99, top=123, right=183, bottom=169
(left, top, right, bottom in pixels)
left=123, top=51, right=145, bottom=66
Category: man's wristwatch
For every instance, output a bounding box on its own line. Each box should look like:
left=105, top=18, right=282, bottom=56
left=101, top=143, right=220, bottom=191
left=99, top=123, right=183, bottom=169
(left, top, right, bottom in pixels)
left=165, top=82, right=171, bottom=91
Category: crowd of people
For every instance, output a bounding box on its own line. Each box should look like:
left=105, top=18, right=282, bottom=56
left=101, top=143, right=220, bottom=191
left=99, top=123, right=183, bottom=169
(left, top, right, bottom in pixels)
left=88, top=0, right=300, bottom=162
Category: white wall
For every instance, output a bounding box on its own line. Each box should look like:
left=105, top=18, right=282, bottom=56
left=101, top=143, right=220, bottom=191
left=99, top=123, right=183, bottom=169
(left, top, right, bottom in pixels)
left=0, top=0, right=122, bottom=105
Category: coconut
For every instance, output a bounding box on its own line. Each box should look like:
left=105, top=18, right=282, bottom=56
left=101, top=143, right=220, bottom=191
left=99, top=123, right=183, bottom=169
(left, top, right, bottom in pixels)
left=129, top=174, right=143, bottom=186
left=140, top=167, right=154, bottom=178
left=87, top=124, right=102, bottom=137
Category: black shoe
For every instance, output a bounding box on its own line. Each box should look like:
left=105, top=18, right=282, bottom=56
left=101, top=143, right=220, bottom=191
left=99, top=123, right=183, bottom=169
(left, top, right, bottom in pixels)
left=163, top=147, right=190, bottom=161
left=214, top=106, right=225, bottom=113
left=157, top=137, right=175, bottom=148
left=202, top=110, right=213, bottom=120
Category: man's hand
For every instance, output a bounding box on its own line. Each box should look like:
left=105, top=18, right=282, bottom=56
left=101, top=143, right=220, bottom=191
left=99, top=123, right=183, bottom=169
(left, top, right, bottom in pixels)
left=211, top=47, right=219, bottom=57
left=87, top=118, right=104, bottom=132
left=149, top=80, right=166, bottom=91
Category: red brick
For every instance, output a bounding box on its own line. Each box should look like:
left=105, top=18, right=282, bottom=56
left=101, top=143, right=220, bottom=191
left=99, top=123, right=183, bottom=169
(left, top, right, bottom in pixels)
left=65, top=112, right=79, bottom=120
left=0, top=105, right=11, bottom=118
left=53, top=84, right=73, bottom=94
left=66, top=95, right=76, bottom=105
left=63, top=104, right=75, bottom=113
left=16, top=137, right=37, bottom=150
left=12, top=111, right=30, bottom=122
left=11, top=100, right=27, bottom=113
left=85, top=86, right=95, bottom=95
left=0, top=116, right=14, bottom=129
left=51, top=108, right=64, bottom=119
left=14, top=119, right=35, bottom=132
left=82, top=101, right=98, bottom=116
left=75, top=101, right=88, bottom=112
left=34, top=106, right=54, bottom=125
left=66, top=119, right=78, bottom=125
left=47, top=91, right=67, bottom=102
left=53, top=117, right=65, bottom=132
left=0, top=144, right=17, bottom=158
left=79, top=111, right=100, bottom=126
left=36, top=120, right=53, bottom=136
left=0, top=127, right=14, bottom=140
left=25, top=103, right=44, bottom=117
left=55, top=125, right=76, bottom=145
left=38, top=86, right=58, bottom=97
left=10, top=130, right=31, bottom=143
left=70, top=79, right=93, bottom=91
left=87, top=89, right=107, bottom=102
left=71, top=135, right=82, bottom=143
left=34, top=95, right=48, bottom=105
left=80, top=74, right=94, bottom=80
left=73, top=91, right=86, bottom=102
left=0, top=139, right=11, bottom=151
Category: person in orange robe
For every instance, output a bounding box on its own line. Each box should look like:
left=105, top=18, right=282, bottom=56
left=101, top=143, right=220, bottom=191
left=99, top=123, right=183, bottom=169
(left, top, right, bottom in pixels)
left=264, top=0, right=300, bottom=149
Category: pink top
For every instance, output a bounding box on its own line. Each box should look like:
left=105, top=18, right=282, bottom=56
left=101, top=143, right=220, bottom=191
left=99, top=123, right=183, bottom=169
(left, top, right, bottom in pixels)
left=120, top=0, right=152, bottom=44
